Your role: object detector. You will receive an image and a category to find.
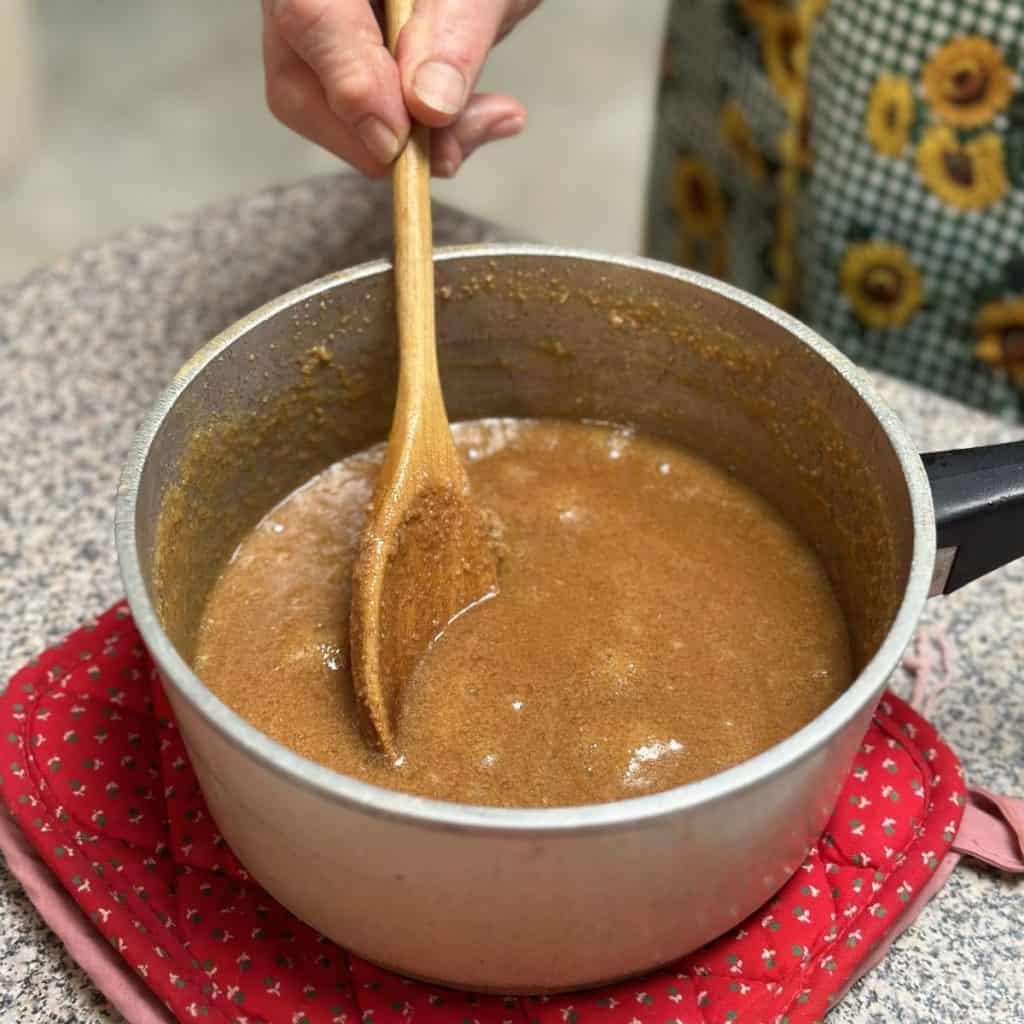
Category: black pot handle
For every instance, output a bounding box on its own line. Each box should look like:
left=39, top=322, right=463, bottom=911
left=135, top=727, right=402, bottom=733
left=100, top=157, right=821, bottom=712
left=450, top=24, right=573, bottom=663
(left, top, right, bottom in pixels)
left=922, top=441, right=1024, bottom=594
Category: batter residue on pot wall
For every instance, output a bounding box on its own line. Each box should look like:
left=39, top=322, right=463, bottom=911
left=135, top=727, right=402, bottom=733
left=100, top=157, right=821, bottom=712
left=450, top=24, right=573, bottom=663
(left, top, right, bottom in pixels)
left=194, top=419, right=851, bottom=807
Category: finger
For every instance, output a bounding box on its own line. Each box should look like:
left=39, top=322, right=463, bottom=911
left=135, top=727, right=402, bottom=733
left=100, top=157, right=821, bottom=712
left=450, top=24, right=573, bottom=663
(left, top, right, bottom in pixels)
left=263, top=15, right=392, bottom=177
left=496, top=0, right=543, bottom=42
left=267, top=0, right=409, bottom=165
left=396, top=0, right=513, bottom=125
left=430, top=92, right=526, bottom=177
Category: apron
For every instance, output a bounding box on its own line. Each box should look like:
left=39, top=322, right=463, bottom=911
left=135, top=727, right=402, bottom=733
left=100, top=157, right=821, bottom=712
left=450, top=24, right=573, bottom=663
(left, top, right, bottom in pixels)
left=646, top=0, right=1024, bottom=421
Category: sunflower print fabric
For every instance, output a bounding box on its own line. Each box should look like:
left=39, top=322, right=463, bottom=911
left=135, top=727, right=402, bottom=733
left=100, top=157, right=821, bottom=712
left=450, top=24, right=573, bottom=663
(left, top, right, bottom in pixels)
left=646, top=0, right=1024, bottom=420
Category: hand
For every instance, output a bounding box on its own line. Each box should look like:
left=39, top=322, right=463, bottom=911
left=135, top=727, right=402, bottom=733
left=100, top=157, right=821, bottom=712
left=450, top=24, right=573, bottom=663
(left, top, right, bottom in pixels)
left=262, top=0, right=540, bottom=178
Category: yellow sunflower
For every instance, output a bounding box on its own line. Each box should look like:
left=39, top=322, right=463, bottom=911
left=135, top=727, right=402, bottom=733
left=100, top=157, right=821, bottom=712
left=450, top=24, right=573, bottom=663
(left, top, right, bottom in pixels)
left=770, top=238, right=797, bottom=307
left=775, top=195, right=796, bottom=246
left=760, top=12, right=808, bottom=113
left=677, top=234, right=696, bottom=270
left=676, top=234, right=729, bottom=280
left=739, top=0, right=788, bottom=24
left=672, top=157, right=727, bottom=238
left=865, top=73, right=915, bottom=157
left=778, top=97, right=813, bottom=170
left=709, top=236, right=730, bottom=279
left=721, top=99, right=766, bottom=180
left=916, top=126, right=1008, bottom=211
left=797, top=0, right=830, bottom=30
left=840, top=242, right=923, bottom=329
left=975, top=298, right=1024, bottom=389
left=770, top=194, right=799, bottom=309
left=922, top=36, right=1014, bottom=127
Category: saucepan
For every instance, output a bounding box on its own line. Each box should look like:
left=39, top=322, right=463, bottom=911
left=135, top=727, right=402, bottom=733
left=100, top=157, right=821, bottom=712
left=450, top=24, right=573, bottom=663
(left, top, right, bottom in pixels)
left=115, top=246, right=1024, bottom=993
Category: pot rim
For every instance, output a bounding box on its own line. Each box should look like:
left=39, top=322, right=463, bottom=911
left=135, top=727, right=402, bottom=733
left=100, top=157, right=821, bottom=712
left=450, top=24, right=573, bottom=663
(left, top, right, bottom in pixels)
left=115, top=244, right=936, bottom=836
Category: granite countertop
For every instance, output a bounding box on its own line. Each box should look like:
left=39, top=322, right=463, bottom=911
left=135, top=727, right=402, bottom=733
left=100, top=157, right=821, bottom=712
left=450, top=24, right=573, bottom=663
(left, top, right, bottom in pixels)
left=1, top=173, right=1021, bottom=1023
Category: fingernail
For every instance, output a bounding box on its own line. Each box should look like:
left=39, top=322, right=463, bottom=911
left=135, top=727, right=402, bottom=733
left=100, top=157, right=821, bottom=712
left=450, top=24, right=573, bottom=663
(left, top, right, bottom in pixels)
left=413, top=61, right=466, bottom=115
left=435, top=158, right=458, bottom=178
left=357, top=116, right=401, bottom=165
left=488, top=115, right=525, bottom=141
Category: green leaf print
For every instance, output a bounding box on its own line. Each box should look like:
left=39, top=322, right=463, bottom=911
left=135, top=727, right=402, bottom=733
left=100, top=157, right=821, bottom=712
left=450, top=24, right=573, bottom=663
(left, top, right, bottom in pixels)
left=972, top=275, right=1006, bottom=307
left=909, top=99, right=929, bottom=146
left=1004, top=256, right=1024, bottom=292
left=1006, top=130, right=1024, bottom=188
left=846, top=222, right=874, bottom=244
left=1008, top=92, right=1024, bottom=128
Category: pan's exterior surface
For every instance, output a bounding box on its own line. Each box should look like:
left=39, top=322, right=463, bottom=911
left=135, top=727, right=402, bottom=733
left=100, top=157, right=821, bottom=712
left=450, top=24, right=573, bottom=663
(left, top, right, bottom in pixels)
left=116, top=246, right=936, bottom=993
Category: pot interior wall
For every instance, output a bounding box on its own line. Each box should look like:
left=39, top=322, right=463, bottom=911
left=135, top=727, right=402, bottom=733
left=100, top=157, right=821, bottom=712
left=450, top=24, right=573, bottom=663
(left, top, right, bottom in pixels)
left=138, top=254, right=912, bottom=682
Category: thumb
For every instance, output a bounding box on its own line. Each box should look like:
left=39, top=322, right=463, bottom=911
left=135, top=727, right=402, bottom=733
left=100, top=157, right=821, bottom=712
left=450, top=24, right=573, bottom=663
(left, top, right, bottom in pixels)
left=395, top=0, right=513, bottom=126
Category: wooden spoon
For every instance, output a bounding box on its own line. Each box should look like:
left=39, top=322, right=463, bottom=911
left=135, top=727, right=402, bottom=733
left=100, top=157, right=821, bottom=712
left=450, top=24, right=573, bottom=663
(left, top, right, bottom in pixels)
left=349, top=0, right=499, bottom=756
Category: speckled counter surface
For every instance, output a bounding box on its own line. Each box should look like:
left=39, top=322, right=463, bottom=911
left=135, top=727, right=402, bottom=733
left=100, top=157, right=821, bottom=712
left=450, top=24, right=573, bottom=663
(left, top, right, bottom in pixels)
left=1, top=173, right=1021, bottom=1023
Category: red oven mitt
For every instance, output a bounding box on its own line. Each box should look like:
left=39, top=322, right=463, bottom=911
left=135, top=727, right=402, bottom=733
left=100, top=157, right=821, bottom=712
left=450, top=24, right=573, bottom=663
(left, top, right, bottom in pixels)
left=0, top=603, right=1017, bottom=1024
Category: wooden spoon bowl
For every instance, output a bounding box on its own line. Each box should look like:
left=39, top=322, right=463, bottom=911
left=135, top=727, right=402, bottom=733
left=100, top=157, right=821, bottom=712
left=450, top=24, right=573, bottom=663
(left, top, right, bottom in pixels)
left=349, top=0, right=498, bottom=755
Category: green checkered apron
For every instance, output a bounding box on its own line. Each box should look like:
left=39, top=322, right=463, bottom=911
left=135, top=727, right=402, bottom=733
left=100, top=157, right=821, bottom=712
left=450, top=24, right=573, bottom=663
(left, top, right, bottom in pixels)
left=646, top=0, right=1024, bottom=421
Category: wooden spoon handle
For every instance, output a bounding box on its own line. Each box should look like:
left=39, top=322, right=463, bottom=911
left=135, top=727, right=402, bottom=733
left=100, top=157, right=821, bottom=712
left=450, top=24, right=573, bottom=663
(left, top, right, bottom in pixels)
left=386, top=0, right=442, bottom=420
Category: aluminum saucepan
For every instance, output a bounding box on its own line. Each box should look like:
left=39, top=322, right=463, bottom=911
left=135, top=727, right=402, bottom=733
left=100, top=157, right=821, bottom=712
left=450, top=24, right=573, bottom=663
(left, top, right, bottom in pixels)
left=115, top=246, right=1024, bottom=993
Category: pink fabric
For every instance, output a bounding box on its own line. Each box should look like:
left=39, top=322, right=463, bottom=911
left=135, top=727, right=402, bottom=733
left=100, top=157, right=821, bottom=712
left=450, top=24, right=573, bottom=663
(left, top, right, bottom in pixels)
left=953, top=788, right=1024, bottom=873
left=836, top=847, right=962, bottom=1004
left=2, top=775, right=1016, bottom=1024
left=839, top=787, right=1024, bottom=1002
left=0, top=604, right=1017, bottom=1024
left=8, top=794, right=1009, bottom=1024
left=0, top=805, right=173, bottom=1024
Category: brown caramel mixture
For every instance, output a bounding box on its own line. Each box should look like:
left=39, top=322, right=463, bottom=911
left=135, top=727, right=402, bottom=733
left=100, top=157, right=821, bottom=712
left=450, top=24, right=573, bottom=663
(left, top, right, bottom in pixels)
left=194, top=420, right=851, bottom=807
